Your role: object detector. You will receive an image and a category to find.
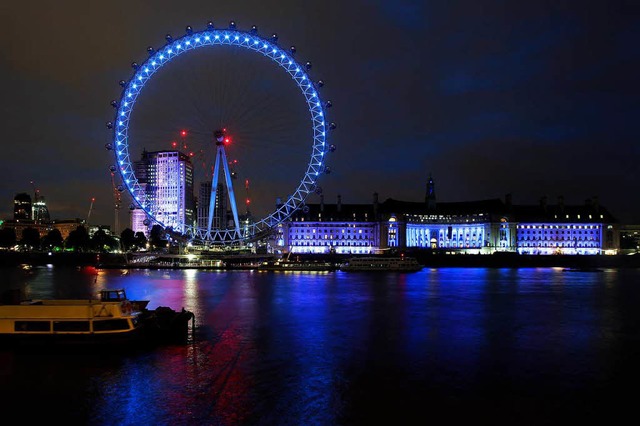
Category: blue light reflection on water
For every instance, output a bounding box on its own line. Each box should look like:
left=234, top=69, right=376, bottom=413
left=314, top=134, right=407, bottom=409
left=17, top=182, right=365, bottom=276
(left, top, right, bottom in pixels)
left=2, top=266, right=640, bottom=424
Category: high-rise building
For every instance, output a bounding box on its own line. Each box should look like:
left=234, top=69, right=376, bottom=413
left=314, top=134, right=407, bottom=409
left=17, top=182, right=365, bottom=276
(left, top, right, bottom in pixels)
left=13, top=193, right=31, bottom=220
left=197, top=181, right=228, bottom=231
left=131, top=150, right=194, bottom=235
left=32, top=197, right=50, bottom=223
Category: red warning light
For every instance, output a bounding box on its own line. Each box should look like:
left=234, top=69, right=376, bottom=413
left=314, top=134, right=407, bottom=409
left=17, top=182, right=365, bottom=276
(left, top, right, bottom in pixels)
left=171, top=141, right=177, bottom=148
left=181, top=130, right=187, bottom=137
left=224, top=137, right=231, bottom=144
left=189, top=152, right=194, bottom=156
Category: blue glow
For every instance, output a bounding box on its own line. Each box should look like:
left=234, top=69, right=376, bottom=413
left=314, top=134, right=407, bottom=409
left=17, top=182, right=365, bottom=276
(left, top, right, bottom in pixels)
left=195, top=38, right=200, bottom=42
left=159, top=55, right=165, bottom=59
left=215, top=35, right=219, bottom=39
left=152, top=61, right=156, bottom=66
left=186, top=41, right=191, bottom=45
left=234, top=36, right=239, bottom=40
left=132, top=84, right=137, bottom=88
left=205, top=36, right=210, bottom=40
left=244, top=37, right=249, bottom=42
left=177, top=44, right=182, bottom=49
left=224, top=35, right=229, bottom=39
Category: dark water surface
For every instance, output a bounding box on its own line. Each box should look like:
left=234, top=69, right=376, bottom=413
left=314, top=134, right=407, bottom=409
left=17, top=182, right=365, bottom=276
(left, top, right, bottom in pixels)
left=1, top=266, right=640, bottom=425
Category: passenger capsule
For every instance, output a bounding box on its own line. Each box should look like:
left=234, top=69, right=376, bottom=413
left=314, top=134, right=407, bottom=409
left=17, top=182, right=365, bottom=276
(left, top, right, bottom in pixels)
left=110, top=100, right=118, bottom=108
left=207, top=21, right=214, bottom=30
left=165, top=34, right=173, bottom=43
left=305, top=61, right=312, bottom=70
left=325, top=100, right=332, bottom=108
left=271, top=33, right=278, bottom=43
left=229, top=21, right=236, bottom=30
left=117, top=185, right=125, bottom=192
left=250, top=25, right=258, bottom=34
left=185, top=25, right=193, bottom=35
left=147, top=46, right=154, bottom=54
left=329, top=122, right=337, bottom=130
left=315, top=186, right=323, bottom=195
left=106, top=121, right=113, bottom=129
left=131, top=62, right=139, bottom=69
left=324, top=167, right=331, bottom=174
left=317, top=80, right=324, bottom=87
left=105, top=144, right=113, bottom=152
left=290, top=46, right=296, bottom=55
left=329, top=144, right=336, bottom=152
left=119, top=80, right=127, bottom=87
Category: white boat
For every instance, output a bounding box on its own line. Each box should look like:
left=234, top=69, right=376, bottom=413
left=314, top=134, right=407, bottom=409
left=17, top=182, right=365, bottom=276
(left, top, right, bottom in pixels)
left=339, top=256, right=423, bottom=272
left=257, top=259, right=337, bottom=272
left=0, top=288, right=194, bottom=349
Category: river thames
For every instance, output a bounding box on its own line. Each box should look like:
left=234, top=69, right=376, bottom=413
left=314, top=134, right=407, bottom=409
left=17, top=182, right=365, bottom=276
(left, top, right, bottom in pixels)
left=1, top=265, right=639, bottom=425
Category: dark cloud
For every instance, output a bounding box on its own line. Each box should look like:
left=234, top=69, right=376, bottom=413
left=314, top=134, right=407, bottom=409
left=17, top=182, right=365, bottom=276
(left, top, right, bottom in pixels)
left=0, top=0, right=637, bottom=229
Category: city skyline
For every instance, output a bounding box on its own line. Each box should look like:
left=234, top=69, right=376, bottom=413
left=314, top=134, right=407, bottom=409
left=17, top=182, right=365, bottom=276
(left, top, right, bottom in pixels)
left=1, top=1, right=637, bottom=229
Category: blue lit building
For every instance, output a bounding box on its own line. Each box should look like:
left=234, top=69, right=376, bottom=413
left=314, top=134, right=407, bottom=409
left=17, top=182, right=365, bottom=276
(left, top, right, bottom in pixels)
left=280, top=177, right=620, bottom=255
left=131, top=150, right=195, bottom=236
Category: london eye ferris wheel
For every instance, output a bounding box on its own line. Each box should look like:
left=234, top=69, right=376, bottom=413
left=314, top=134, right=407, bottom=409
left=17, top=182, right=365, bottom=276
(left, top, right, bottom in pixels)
left=105, top=21, right=336, bottom=246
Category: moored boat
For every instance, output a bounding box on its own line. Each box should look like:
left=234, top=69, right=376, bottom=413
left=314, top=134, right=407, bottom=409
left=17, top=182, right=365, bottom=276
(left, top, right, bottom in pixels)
left=257, top=259, right=337, bottom=272
left=0, top=288, right=194, bottom=350
left=339, top=256, right=423, bottom=272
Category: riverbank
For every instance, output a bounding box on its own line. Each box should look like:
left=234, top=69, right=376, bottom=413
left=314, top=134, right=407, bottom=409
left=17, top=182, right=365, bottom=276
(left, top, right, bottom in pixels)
left=2, top=250, right=640, bottom=269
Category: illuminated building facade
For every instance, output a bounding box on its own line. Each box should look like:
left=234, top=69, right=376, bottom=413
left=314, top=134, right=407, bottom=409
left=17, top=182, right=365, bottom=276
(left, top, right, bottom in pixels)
left=280, top=180, right=620, bottom=255
left=131, top=150, right=195, bottom=235
left=32, top=197, right=50, bottom=223
left=282, top=195, right=381, bottom=254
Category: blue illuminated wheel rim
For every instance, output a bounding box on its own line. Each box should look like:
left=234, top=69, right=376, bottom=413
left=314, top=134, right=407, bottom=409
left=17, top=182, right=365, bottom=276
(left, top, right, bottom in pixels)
left=108, top=23, right=332, bottom=245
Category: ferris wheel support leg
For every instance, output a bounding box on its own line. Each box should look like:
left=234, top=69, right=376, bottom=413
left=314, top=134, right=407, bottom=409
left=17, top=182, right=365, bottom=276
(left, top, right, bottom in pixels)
left=207, top=148, right=222, bottom=233
left=220, top=147, right=242, bottom=236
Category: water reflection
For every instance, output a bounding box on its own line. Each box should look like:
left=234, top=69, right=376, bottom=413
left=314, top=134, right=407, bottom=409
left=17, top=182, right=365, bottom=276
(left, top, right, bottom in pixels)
left=2, top=266, right=640, bottom=424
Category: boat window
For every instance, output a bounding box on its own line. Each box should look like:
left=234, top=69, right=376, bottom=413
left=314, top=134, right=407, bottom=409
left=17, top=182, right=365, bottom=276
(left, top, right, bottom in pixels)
left=93, top=319, right=130, bottom=331
left=53, top=321, right=90, bottom=332
left=15, top=321, right=50, bottom=332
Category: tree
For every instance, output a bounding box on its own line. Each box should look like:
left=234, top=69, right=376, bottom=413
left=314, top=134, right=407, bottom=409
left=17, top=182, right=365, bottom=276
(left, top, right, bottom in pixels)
left=134, top=231, right=148, bottom=251
left=42, top=229, right=64, bottom=251
left=148, top=225, right=167, bottom=251
left=0, top=227, right=17, bottom=249
left=21, top=227, right=41, bottom=251
left=120, top=228, right=136, bottom=251
left=65, top=226, right=90, bottom=252
left=90, top=228, right=119, bottom=252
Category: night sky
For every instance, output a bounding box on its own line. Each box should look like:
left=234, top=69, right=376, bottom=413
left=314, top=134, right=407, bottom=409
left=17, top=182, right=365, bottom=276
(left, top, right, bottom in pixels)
left=1, top=0, right=637, bottom=229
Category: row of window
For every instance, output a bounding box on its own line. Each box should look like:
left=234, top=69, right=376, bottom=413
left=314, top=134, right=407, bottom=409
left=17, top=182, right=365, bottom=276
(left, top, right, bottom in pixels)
left=15, top=319, right=131, bottom=332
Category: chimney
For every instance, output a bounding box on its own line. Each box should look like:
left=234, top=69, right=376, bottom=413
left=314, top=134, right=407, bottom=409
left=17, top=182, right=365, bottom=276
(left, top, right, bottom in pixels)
left=592, top=195, right=599, bottom=212
left=540, top=195, right=547, bottom=211
left=558, top=195, right=564, bottom=212
left=337, top=194, right=342, bottom=212
left=373, top=192, right=379, bottom=219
